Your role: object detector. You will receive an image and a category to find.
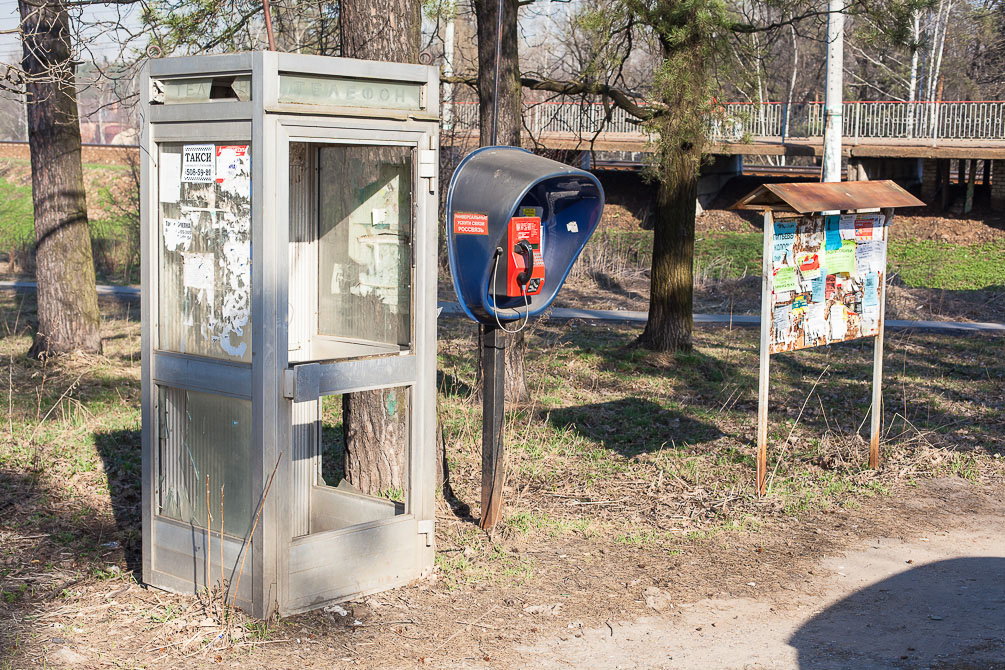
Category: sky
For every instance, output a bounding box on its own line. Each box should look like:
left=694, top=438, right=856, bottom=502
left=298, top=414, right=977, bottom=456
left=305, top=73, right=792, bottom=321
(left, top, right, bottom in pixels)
left=0, top=0, right=144, bottom=65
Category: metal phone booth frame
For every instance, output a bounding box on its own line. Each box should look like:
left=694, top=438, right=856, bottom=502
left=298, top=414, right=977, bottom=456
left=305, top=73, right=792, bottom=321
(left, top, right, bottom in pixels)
left=140, top=52, right=440, bottom=618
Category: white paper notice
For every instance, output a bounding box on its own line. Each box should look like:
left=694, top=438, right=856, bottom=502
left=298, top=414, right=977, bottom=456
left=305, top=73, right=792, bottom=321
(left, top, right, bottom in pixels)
left=182, top=144, right=215, bottom=183
left=159, top=152, right=181, bottom=203
left=839, top=215, right=857, bottom=240
left=805, top=302, right=827, bottom=340
left=871, top=239, right=887, bottom=272
left=371, top=207, right=391, bottom=227
left=163, top=217, right=192, bottom=251
left=215, top=145, right=249, bottom=182
left=183, top=252, right=215, bottom=291
left=828, top=304, right=848, bottom=340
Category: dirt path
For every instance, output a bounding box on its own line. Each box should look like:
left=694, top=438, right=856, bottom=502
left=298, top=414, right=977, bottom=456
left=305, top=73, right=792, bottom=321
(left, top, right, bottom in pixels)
left=520, top=484, right=1005, bottom=670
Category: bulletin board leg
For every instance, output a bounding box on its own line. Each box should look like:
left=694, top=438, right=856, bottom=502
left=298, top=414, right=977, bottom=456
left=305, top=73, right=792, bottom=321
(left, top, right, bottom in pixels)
left=869, top=209, right=892, bottom=469
left=869, top=327, right=883, bottom=468
left=480, top=323, right=506, bottom=530
left=756, top=351, right=770, bottom=496
left=756, top=210, right=774, bottom=496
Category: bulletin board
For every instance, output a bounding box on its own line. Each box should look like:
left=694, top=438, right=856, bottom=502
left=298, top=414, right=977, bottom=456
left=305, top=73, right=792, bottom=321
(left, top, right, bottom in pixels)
left=731, top=179, right=924, bottom=495
left=769, top=213, right=888, bottom=354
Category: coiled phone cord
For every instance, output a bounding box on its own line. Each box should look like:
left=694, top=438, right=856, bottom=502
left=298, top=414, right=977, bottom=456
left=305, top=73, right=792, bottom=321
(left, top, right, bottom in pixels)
left=489, top=247, right=531, bottom=334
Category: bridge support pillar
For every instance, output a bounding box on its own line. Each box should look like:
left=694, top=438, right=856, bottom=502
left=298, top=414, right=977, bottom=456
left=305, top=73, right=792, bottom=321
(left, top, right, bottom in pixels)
left=992, top=160, right=1005, bottom=210
left=696, top=154, right=742, bottom=212
left=849, top=157, right=923, bottom=187
left=921, top=158, right=939, bottom=202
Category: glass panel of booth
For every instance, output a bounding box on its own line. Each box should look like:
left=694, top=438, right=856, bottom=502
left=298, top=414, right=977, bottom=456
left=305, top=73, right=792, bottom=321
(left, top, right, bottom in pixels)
left=156, top=386, right=253, bottom=536
left=157, top=142, right=252, bottom=363
left=288, top=142, right=413, bottom=362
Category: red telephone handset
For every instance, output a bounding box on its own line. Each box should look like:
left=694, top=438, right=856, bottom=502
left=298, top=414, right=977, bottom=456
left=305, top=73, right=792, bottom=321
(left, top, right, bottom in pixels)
left=506, top=216, right=545, bottom=296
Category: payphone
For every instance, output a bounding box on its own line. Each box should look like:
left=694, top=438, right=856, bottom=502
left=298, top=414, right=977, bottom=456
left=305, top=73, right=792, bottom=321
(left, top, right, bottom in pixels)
left=500, top=213, right=545, bottom=298
left=446, top=146, right=605, bottom=325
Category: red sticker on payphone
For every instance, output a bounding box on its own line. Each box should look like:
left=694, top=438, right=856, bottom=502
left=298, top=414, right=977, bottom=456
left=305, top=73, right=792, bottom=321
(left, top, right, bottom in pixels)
left=453, top=212, right=489, bottom=235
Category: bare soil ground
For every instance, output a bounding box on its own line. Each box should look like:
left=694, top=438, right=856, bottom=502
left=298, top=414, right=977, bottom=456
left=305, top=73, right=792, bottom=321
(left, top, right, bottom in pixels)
left=1, top=293, right=1002, bottom=669
left=3, top=474, right=1002, bottom=669
left=524, top=478, right=1005, bottom=670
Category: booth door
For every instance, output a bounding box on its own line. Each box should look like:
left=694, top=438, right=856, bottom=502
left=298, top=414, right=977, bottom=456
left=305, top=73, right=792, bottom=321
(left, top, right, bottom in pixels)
left=281, top=129, right=435, bottom=614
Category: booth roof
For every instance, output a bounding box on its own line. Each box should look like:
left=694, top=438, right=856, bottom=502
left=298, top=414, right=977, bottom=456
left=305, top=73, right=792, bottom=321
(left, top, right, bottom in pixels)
left=729, top=180, right=925, bottom=214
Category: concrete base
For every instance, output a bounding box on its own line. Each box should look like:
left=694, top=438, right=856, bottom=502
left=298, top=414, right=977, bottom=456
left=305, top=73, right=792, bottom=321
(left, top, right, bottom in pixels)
left=847, top=156, right=922, bottom=186
left=993, top=160, right=1005, bottom=210
left=697, top=154, right=742, bottom=208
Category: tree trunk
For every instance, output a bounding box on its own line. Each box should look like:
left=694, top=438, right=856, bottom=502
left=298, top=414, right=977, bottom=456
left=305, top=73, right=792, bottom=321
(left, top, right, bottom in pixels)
left=338, top=0, right=420, bottom=496
left=343, top=386, right=409, bottom=496
left=473, top=0, right=528, bottom=402
left=19, top=0, right=101, bottom=358
left=474, top=0, right=522, bottom=148
left=637, top=168, right=697, bottom=352
left=339, top=0, right=420, bottom=61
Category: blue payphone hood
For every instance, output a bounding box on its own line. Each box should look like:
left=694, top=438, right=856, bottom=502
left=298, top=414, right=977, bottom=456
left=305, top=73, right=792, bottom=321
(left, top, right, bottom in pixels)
left=445, top=146, right=605, bottom=324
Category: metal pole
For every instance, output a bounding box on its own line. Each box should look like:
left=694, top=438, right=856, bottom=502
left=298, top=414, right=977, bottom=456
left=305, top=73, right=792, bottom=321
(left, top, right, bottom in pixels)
left=756, top=210, right=774, bottom=495
left=822, top=0, right=844, bottom=183
left=443, top=14, right=456, bottom=129
left=480, top=322, right=506, bottom=529
left=263, top=0, right=277, bottom=51
left=869, top=209, right=892, bottom=468
left=490, top=0, right=504, bottom=146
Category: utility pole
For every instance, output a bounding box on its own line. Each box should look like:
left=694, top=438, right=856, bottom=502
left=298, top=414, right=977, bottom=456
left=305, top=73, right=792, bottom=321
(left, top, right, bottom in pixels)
left=822, top=0, right=844, bottom=182
left=442, top=13, right=455, bottom=129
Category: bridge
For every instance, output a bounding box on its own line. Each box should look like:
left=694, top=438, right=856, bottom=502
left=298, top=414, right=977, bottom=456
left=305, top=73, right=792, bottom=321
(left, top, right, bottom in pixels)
left=448, top=100, right=1005, bottom=157
left=447, top=100, right=1005, bottom=208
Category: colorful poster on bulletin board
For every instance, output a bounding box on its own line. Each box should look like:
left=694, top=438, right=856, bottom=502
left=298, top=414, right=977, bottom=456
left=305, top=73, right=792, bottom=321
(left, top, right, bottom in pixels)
left=769, top=214, right=887, bottom=354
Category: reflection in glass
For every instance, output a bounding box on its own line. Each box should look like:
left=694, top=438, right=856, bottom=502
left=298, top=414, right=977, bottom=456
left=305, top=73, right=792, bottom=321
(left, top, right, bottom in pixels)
left=318, top=145, right=412, bottom=349
left=157, top=387, right=253, bottom=536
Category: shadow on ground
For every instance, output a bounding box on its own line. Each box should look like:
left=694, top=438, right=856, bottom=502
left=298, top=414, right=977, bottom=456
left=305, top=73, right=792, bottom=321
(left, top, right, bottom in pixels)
left=789, top=558, right=1005, bottom=669
left=547, top=397, right=723, bottom=456
left=92, top=428, right=143, bottom=575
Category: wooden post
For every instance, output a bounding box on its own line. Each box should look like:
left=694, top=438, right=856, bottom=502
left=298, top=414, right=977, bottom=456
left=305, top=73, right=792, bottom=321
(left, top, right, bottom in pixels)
left=756, top=210, right=774, bottom=495
left=480, top=322, right=506, bottom=529
left=869, top=208, right=893, bottom=468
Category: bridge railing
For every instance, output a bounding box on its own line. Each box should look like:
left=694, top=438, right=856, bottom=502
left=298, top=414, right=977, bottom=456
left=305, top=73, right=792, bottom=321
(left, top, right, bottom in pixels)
left=447, top=100, right=1005, bottom=142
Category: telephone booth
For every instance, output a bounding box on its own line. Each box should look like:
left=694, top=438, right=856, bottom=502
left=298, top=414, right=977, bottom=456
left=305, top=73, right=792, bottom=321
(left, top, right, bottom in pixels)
left=140, top=52, right=439, bottom=617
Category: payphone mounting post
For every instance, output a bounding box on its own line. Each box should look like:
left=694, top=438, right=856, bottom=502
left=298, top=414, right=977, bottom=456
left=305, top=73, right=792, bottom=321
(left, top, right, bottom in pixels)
left=445, top=146, right=605, bottom=529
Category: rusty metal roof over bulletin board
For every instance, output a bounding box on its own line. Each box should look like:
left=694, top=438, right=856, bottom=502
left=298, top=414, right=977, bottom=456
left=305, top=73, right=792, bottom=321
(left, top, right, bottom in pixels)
left=730, top=180, right=925, bottom=214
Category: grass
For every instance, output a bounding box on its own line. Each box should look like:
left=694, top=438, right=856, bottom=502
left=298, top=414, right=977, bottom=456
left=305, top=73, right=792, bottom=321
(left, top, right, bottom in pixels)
left=0, top=270, right=1004, bottom=659
left=0, top=163, right=139, bottom=284
left=579, top=229, right=1005, bottom=292
left=0, top=177, right=34, bottom=264
left=887, top=239, right=1005, bottom=290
